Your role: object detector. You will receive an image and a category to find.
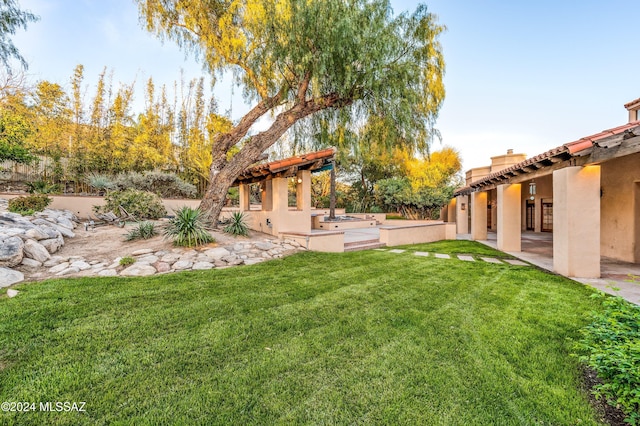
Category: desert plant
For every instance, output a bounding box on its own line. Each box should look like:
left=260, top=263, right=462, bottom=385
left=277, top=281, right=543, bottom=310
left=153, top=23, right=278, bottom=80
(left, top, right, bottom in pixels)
left=125, top=221, right=157, bottom=241
left=26, top=180, right=61, bottom=194
left=8, top=194, right=51, bottom=215
left=119, top=256, right=136, bottom=266
left=86, top=173, right=116, bottom=192
left=223, top=211, right=249, bottom=237
left=163, top=206, right=214, bottom=247
left=94, top=189, right=167, bottom=220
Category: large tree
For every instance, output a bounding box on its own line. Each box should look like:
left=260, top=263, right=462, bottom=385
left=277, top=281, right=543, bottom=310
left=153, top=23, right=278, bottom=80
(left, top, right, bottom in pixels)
left=137, top=0, right=445, bottom=224
left=0, top=0, right=38, bottom=71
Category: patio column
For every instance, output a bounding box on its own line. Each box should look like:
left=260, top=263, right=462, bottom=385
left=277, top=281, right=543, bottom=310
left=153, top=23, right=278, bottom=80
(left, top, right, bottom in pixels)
left=296, top=170, right=311, bottom=212
left=239, top=183, right=250, bottom=211
left=456, top=195, right=469, bottom=234
left=447, top=198, right=456, bottom=223
left=553, top=166, right=600, bottom=278
left=261, top=179, right=273, bottom=211
left=497, top=183, right=521, bottom=252
left=471, top=191, right=488, bottom=240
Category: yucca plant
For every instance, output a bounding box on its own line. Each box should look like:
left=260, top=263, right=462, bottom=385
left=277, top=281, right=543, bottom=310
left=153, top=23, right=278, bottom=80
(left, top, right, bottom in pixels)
left=223, top=211, right=249, bottom=237
left=125, top=221, right=157, bottom=241
left=163, top=206, right=214, bottom=247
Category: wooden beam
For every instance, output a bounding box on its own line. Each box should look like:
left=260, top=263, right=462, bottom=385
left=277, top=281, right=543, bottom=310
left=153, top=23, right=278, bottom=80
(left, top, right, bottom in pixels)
left=586, top=136, right=640, bottom=164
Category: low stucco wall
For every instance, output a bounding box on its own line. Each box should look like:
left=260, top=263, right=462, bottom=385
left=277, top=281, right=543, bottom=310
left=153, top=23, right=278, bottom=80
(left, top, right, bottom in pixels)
left=379, top=222, right=456, bottom=246
left=0, top=193, right=203, bottom=219
left=281, top=231, right=345, bottom=253
left=312, top=217, right=377, bottom=230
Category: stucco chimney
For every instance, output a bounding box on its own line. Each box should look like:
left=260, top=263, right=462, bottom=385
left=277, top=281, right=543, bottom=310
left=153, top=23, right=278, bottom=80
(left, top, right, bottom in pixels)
left=624, top=97, right=640, bottom=123
left=507, top=149, right=513, bottom=154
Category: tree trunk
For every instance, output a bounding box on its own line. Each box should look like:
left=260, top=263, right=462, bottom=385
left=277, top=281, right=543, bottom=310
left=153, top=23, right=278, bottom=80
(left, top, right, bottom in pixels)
left=199, top=92, right=350, bottom=226
left=329, top=164, right=336, bottom=220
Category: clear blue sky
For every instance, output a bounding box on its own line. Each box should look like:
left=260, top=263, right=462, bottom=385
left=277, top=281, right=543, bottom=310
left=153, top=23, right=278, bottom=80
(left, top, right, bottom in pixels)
left=12, top=0, right=640, bottom=170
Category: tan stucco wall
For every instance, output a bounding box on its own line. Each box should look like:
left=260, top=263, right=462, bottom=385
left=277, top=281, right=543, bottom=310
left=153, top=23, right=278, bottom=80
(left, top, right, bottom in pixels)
left=601, top=152, right=640, bottom=262
left=490, top=152, right=527, bottom=173
left=465, top=166, right=491, bottom=186
left=0, top=193, right=202, bottom=218
left=281, top=231, right=345, bottom=252
left=379, top=222, right=455, bottom=246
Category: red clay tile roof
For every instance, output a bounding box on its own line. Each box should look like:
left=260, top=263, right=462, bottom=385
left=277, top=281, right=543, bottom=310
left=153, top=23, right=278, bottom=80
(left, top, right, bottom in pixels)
left=454, top=120, right=640, bottom=196
left=234, top=147, right=336, bottom=185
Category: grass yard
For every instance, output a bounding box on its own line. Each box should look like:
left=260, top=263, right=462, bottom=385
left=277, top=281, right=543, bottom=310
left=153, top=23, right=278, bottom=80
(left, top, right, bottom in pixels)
left=0, top=242, right=606, bottom=425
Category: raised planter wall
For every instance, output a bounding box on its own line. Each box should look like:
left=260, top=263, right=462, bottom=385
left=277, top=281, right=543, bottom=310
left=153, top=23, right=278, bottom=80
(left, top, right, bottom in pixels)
left=379, top=222, right=456, bottom=246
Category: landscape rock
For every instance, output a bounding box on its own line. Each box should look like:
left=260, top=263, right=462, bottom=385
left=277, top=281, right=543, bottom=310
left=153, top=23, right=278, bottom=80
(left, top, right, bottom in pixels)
left=56, top=217, right=75, bottom=230
left=203, top=247, right=231, bottom=260
left=23, top=239, right=51, bottom=262
left=120, top=264, right=157, bottom=277
left=159, top=253, right=180, bottom=263
left=172, top=260, right=193, bottom=270
left=70, top=260, right=91, bottom=271
left=56, top=267, right=80, bottom=276
left=21, top=257, right=43, bottom=268
left=25, top=226, right=52, bottom=241
left=98, top=269, right=118, bottom=277
left=192, top=261, right=214, bottom=270
left=7, top=288, right=19, bottom=298
left=0, top=236, right=24, bottom=267
left=153, top=262, right=171, bottom=273
left=136, top=254, right=159, bottom=264
left=244, top=258, right=264, bottom=266
left=44, top=256, right=67, bottom=267
left=49, top=262, right=70, bottom=274
left=131, top=248, right=154, bottom=256
left=255, top=241, right=275, bottom=251
left=0, top=267, right=24, bottom=287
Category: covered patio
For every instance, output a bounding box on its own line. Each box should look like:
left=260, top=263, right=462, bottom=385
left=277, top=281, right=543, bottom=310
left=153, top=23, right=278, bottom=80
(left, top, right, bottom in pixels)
left=476, top=231, right=640, bottom=304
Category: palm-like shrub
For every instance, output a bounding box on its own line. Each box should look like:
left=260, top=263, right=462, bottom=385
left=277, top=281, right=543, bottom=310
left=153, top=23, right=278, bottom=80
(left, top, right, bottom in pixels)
left=163, top=206, right=214, bottom=247
left=223, top=211, right=249, bottom=236
left=125, top=221, right=157, bottom=241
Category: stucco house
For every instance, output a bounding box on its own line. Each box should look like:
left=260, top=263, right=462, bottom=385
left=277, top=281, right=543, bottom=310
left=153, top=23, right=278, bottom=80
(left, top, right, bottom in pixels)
left=447, top=97, right=640, bottom=279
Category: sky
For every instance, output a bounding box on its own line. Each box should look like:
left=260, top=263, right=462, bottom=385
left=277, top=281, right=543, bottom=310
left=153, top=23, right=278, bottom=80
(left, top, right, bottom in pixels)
left=11, top=0, right=640, bottom=170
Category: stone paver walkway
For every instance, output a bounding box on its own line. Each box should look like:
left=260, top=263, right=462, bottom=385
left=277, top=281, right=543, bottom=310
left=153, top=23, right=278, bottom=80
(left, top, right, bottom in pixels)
left=375, top=249, right=530, bottom=267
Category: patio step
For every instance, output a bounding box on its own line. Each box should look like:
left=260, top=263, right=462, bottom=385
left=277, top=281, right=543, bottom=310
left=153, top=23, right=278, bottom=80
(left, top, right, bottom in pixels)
left=344, top=239, right=386, bottom=252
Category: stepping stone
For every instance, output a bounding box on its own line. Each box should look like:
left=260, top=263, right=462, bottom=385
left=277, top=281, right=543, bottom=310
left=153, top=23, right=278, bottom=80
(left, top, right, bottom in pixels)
left=7, top=289, right=19, bottom=298
left=434, top=253, right=450, bottom=259
left=480, top=257, right=504, bottom=264
left=374, top=248, right=387, bottom=251
left=389, top=249, right=406, bottom=254
left=457, top=255, right=475, bottom=262
left=414, top=252, right=429, bottom=257
left=504, top=259, right=529, bottom=266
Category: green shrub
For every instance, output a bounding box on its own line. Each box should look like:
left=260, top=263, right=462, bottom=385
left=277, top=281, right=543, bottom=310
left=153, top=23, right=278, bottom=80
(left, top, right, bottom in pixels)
left=94, top=189, right=166, bottom=220
left=574, top=293, right=640, bottom=424
left=119, top=256, right=136, bottom=266
left=115, top=171, right=197, bottom=198
left=223, top=211, right=249, bottom=237
left=8, top=194, right=51, bottom=215
left=164, top=206, right=214, bottom=247
left=125, top=221, right=157, bottom=241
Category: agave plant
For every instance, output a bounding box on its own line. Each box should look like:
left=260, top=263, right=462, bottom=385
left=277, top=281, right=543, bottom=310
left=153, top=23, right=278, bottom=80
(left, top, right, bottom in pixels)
left=223, top=211, right=249, bottom=237
left=163, top=206, right=214, bottom=247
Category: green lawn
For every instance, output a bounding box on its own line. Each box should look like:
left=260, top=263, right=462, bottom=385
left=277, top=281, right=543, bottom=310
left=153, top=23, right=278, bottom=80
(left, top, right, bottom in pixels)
left=0, top=242, right=605, bottom=425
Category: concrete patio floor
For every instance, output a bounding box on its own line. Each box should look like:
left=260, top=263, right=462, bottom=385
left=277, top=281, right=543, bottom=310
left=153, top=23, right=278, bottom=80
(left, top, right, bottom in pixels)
left=474, top=231, right=640, bottom=305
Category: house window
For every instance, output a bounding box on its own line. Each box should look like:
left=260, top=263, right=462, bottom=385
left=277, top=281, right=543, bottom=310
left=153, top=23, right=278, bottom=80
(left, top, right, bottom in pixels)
left=636, top=109, right=640, bottom=121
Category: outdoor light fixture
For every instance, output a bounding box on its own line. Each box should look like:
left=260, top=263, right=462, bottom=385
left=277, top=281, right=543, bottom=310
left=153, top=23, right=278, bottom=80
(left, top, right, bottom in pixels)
left=529, top=181, right=537, bottom=196
left=461, top=203, right=466, bottom=211
left=297, top=178, right=303, bottom=184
